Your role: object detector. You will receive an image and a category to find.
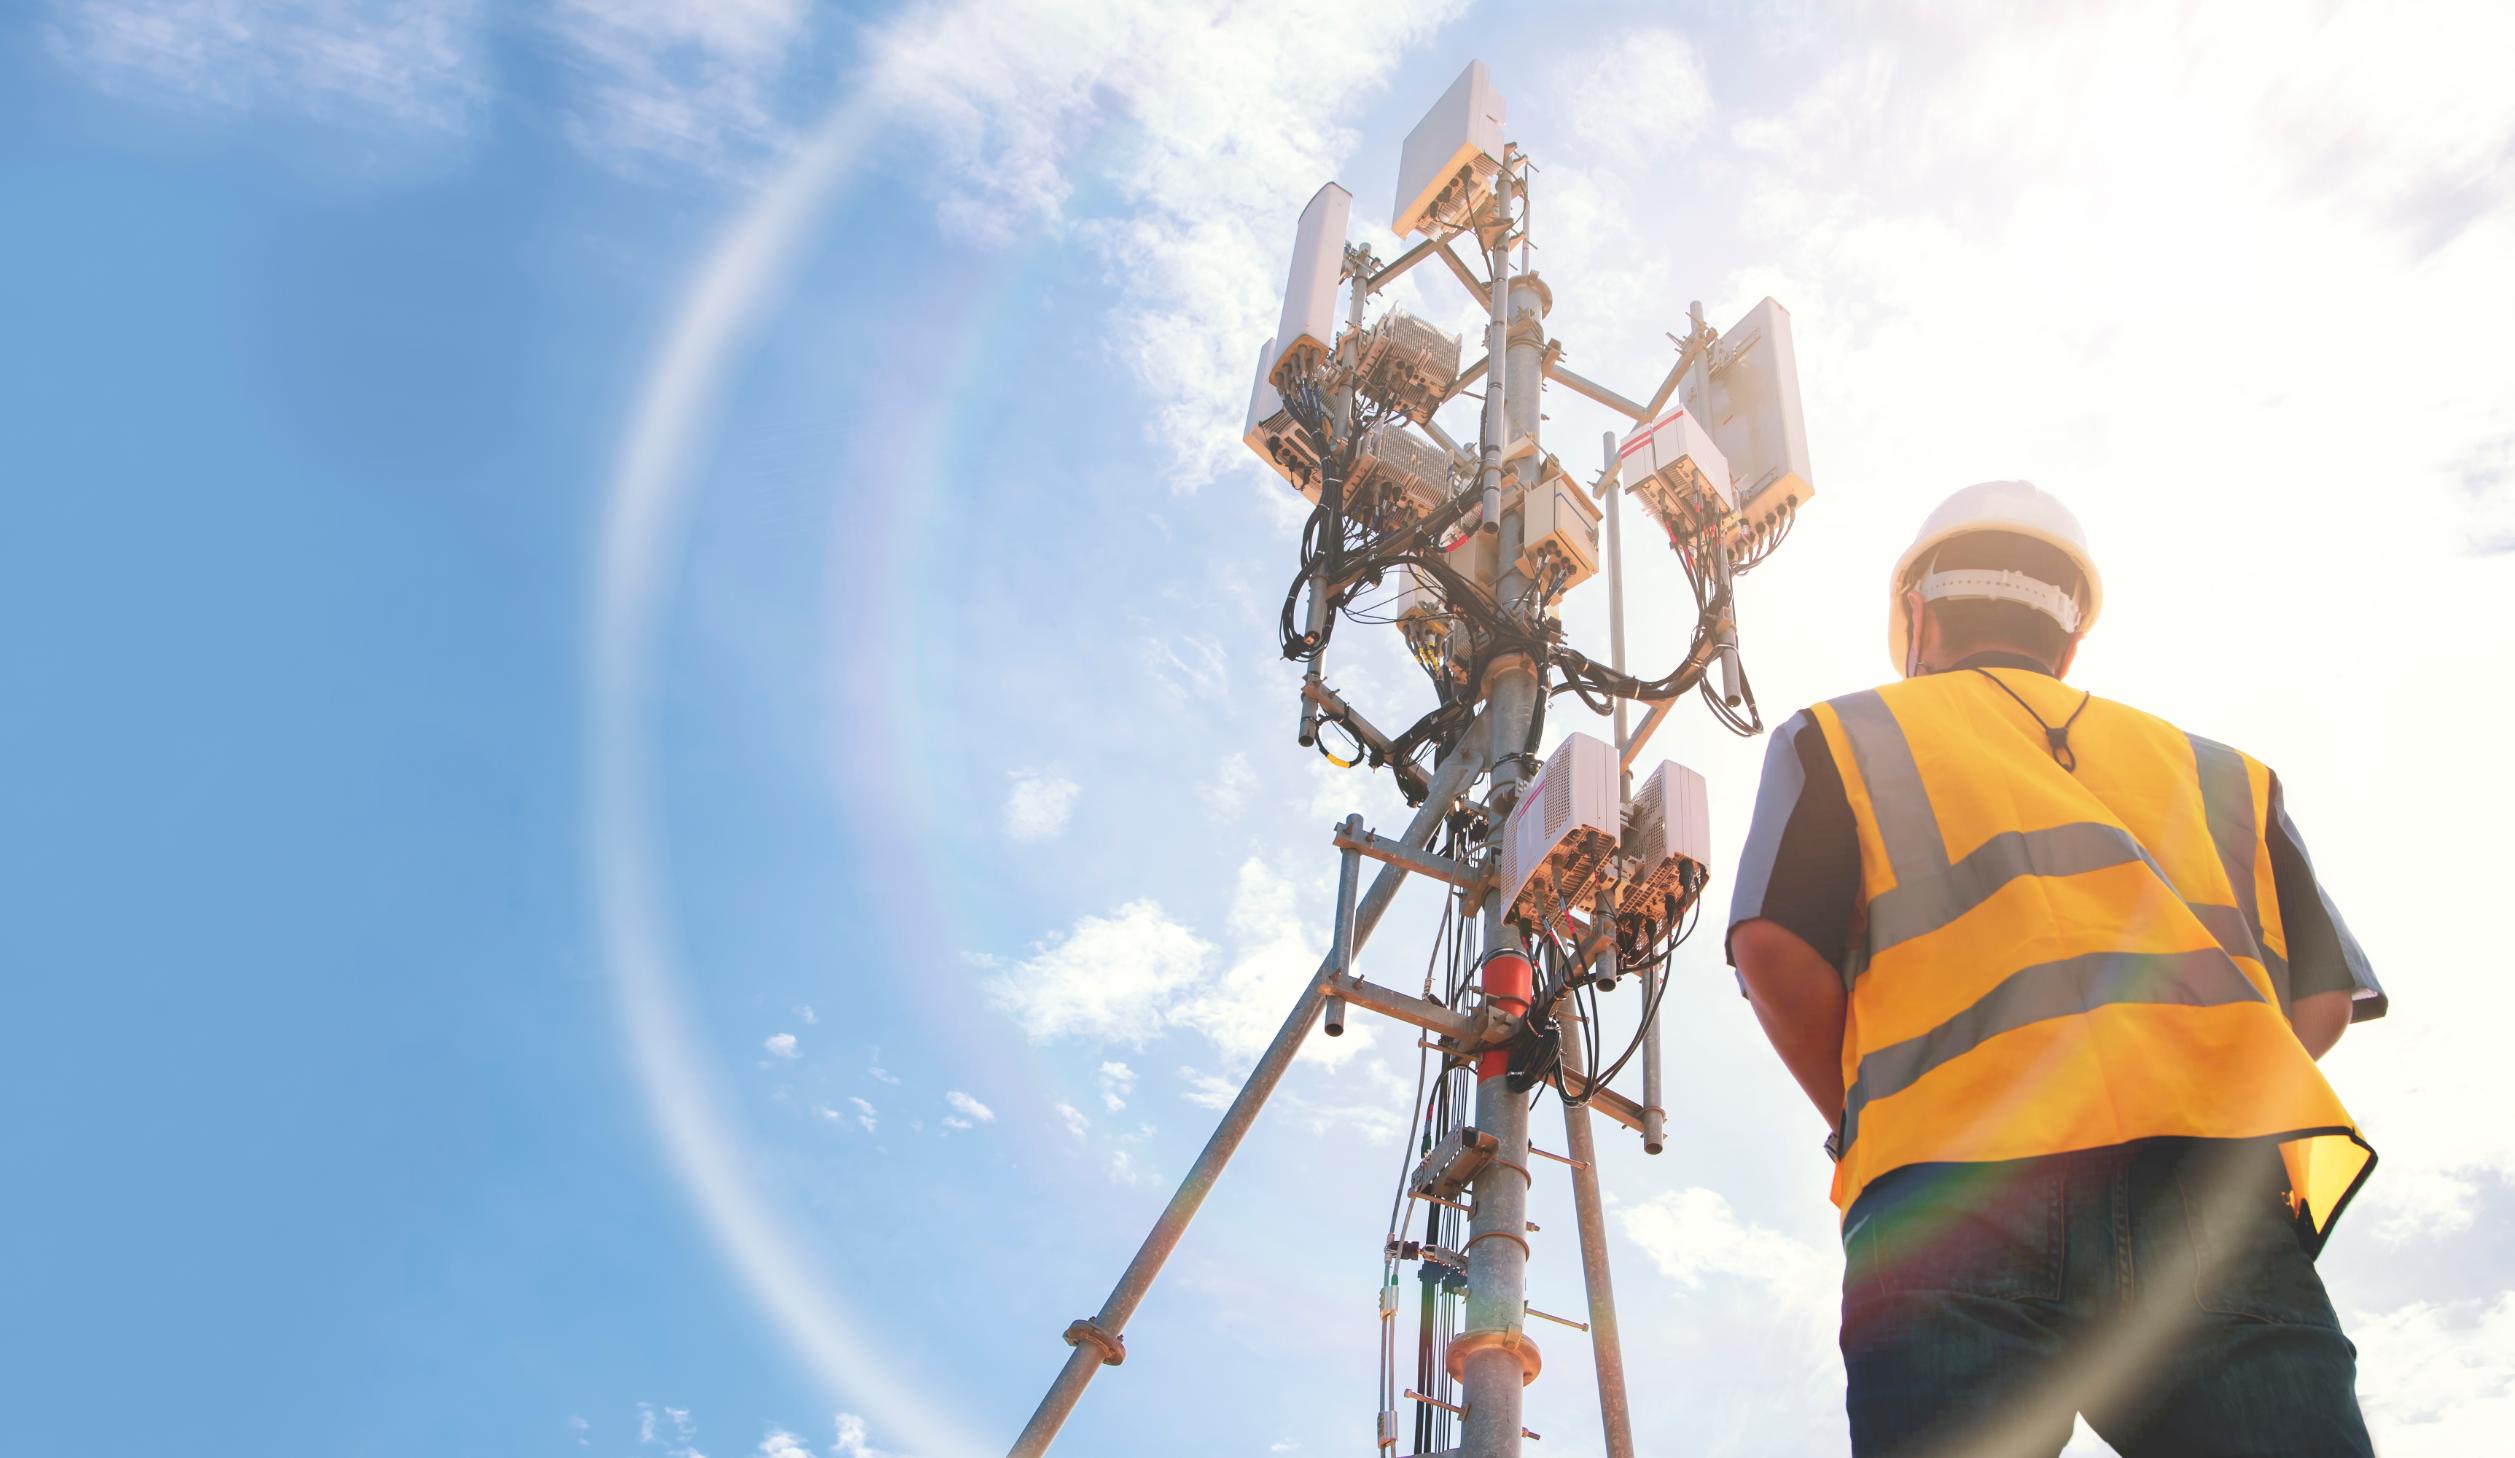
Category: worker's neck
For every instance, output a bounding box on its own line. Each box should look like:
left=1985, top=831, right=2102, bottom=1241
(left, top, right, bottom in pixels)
left=1936, top=647, right=2058, bottom=676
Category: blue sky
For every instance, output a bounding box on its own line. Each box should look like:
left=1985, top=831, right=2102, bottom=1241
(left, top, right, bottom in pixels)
left=7, top=4, right=2514, bottom=1457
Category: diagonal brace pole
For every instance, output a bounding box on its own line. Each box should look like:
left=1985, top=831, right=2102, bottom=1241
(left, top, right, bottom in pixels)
left=1004, top=718, right=1491, bottom=1458
left=1556, top=981, right=1636, bottom=1458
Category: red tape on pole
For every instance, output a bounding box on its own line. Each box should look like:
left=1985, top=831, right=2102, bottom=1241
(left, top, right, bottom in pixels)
left=1478, top=949, right=1532, bottom=1081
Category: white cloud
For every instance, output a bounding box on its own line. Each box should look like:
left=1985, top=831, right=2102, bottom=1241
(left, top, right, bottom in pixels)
left=2356, top=1292, right=2515, bottom=1456
left=1107, top=1148, right=1157, bottom=1188
left=539, top=0, right=806, bottom=178
left=1095, top=1060, right=1136, bottom=1112
left=1276, top=1058, right=1416, bottom=1144
left=755, top=1431, right=811, bottom=1458
left=866, top=1051, right=901, bottom=1086
left=1199, top=752, right=1259, bottom=820
left=1172, top=858, right=1367, bottom=1068
left=988, top=857, right=1369, bottom=1070
left=832, top=1413, right=890, bottom=1458
left=1176, top=1066, right=1238, bottom=1111
left=1053, top=1101, right=1090, bottom=1138
left=49, top=0, right=822, bottom=180
left=941, top=1116, right=972, bottom=1131
left=1002, top=768, right=1081, bottom=842
left=793, top=1004, right=816, bottom=1025
left=1550, top=25, right=1713, bottom=172
left=985, top=899, right=1216, bottom=1045
left=638, top=1405, right=657, bottom=1444
left=1145, top=633, right=1230, bottom=701
left=49, top=0, right=488, bottom=133
left=1618, top=1187, right=1845, bottom=1450
left=847, top=1096, right=877, bottom=1134
left=870, top=0, right=1470, bottom=491
left=945, top=1090, right=996, bottom=1124
left=1622, top=1187, right=1833, bottom=1302
left=762, top=1032, right=798, bottom=1060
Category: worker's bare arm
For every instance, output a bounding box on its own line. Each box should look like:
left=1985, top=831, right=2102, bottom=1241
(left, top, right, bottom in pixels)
left=2290, top=988, right=2350, bottom=1061
left=1731, top=918, right=1849, bottom=1130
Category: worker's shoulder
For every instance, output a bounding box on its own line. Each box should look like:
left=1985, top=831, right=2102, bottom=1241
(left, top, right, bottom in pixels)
left=2085, top=691, right=2272, bottom=773
left=1807, top=677, right=2268, bottom=768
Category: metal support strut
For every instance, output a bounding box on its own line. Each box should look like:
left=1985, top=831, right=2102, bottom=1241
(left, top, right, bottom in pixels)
left=1556, top=996, right=1635, bottom=1458
left=1004, top=721, right=1490, bottom=1458
left=1325, top=813, right=1364, bottom=1037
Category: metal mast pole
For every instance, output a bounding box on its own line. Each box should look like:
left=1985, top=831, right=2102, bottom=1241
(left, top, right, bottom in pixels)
left=1458, top=157, right=1544, bottom=1458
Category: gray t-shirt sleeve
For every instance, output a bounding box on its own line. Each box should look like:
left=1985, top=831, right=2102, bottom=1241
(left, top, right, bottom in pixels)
left=2267, top=773, right=2386, bottom=1021
left=1726, top=709, right=1860, bottom=987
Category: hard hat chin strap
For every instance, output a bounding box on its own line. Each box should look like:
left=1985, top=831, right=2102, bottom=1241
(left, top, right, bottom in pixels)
left=1914, top=568, right=2083, bottom=634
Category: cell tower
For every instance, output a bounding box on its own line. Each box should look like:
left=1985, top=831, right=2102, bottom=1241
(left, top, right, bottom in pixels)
left=1007, top=59, right=1813, bottom=1458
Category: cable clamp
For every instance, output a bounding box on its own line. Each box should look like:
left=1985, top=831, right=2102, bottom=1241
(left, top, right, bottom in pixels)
left=1061, top=1318, right=1126, bottom=1367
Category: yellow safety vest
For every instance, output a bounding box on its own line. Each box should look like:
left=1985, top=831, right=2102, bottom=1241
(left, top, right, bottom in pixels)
left=1807, top=668, right=2372, bottom=1243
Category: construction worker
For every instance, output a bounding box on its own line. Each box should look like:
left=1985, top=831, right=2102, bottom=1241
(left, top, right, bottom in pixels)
left=1726, top=481, right=2386, bottom=1457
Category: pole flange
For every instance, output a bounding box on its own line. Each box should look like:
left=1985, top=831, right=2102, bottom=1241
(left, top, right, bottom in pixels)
left=1445, top=1325, right=1543, bottom=1386
left=1062, top=1319, right=1126, bottom=1367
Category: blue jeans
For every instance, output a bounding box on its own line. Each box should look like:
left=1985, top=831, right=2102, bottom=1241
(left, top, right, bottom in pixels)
left=1839, top=1139, right=2372, bottom=1457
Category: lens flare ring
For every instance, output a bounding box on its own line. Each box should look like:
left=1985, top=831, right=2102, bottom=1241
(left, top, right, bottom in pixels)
left=589, top=88, right=985, bottom=1458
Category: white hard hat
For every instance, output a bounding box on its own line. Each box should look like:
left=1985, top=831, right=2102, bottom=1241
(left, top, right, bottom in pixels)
left=1886, top=480, right=2102, bottom=675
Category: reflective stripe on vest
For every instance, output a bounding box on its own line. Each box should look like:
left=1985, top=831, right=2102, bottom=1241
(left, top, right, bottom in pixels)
left=1811, top=674, right=2369, bottom=1244
left=2189, top=733, right=2292, bottom=1001
left=1839, top=947, right=2264, bottom=1151
left=1830, top=700, right=2284, bottom=990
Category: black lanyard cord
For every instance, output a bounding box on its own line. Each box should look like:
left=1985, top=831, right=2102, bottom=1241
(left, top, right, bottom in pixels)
left=1972, top=667, right=2094, bottom=771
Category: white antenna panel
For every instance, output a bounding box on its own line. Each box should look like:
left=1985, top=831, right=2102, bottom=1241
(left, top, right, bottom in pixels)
left=1501, top=732, right=1619, bottom=926
left=1271, top=182, right=1352, bottom=386
left=1244, top=336, right=1322, bottom=500
left=1679, top=297, right=1813, bottom=547
left=1621, top=759, right=1710, bottom=922
left=1393, top=60, right=1507, bottom=237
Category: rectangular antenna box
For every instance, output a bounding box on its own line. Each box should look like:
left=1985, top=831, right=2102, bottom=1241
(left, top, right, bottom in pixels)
left=1515, top=468, right=1602, bottom=590
left=1354, top=421, right=1451, bottom=518
left=1620, top=760, right=1710, bottom=921
left=1351, top=308, right=1462, bottom=423
left=1244, top=337, right=1321, bottom=499
left=1501, top=732, right=1620, bottom=925
left=1270, top=183, right=1352, bottom=384
left=1678, top=297, right=1813, bottom=541
left=1618, top=404, right=1733, bottom=538
left=1393, top=61, right=1507, bottom=237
